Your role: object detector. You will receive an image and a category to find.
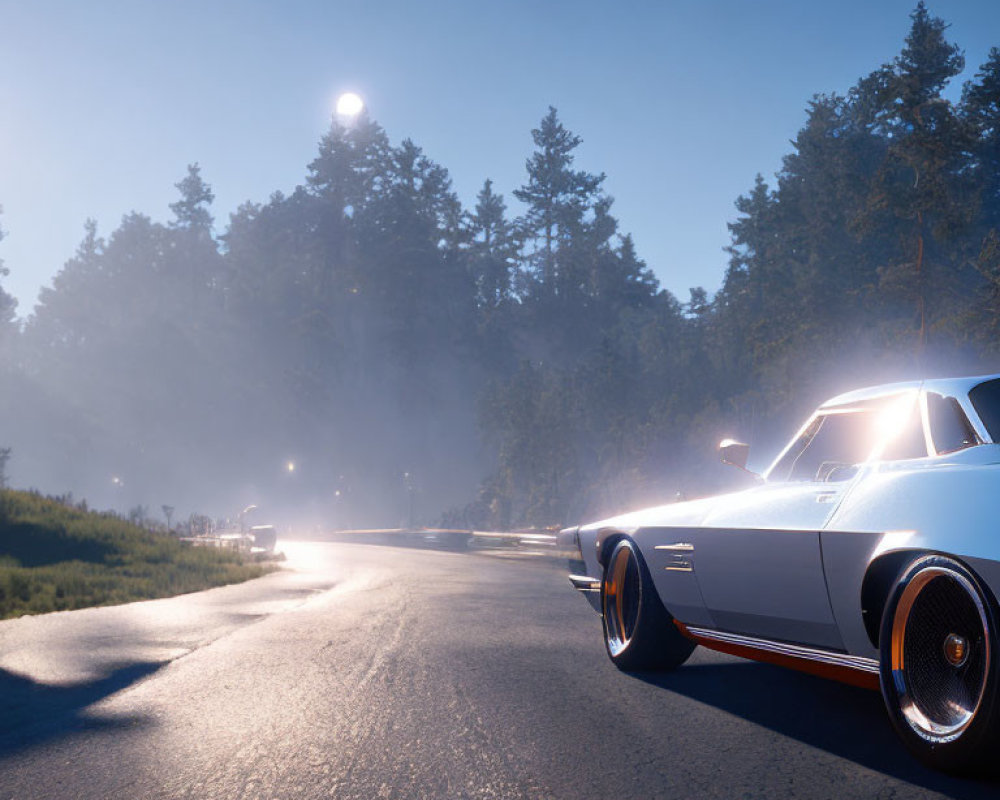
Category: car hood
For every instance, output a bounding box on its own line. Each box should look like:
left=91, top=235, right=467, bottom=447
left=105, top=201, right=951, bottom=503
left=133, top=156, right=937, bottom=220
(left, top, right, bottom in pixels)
left=579, top=489, right=751, bottom=534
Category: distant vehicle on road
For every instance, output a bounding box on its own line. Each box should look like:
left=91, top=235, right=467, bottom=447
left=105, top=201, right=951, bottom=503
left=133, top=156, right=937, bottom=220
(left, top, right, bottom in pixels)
left=250, top=525, right=277, bottom=553
left=562, top=375, right=1000, bottom=774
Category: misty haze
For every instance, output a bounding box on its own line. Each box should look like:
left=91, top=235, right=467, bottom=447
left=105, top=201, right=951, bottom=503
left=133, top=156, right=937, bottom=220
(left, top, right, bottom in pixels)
left=4, top=1, right=1000, bottom=798
left=0, top=3, right=998, bottom=536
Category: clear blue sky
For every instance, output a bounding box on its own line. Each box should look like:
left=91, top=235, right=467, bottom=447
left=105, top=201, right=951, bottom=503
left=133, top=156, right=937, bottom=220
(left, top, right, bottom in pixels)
left=2, top=0, right=999, bottom=315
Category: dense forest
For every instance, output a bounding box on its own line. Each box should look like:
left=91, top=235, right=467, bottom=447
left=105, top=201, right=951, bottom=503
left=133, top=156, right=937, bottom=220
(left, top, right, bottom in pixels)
left=1, top=3, right=999, bottom=530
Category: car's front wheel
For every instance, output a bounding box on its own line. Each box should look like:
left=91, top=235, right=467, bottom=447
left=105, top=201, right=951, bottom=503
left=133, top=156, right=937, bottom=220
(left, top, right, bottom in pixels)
left=601, top=538, right=695, bottom=671
left=879, top=555, right=1000, bottom=774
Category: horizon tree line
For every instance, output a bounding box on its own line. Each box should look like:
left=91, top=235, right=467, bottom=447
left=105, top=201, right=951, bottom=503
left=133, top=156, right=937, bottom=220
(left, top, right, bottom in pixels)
left=0, top=2, right=999, bottom=529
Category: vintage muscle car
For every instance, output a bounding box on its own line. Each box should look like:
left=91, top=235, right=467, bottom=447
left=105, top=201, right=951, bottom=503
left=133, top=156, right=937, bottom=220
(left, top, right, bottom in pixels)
left=561, top=375, right=1000, bottom=773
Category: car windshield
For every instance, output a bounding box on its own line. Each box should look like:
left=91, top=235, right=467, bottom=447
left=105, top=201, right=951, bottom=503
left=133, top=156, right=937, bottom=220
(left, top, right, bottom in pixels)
left=769, top=410, right=880, bottom=482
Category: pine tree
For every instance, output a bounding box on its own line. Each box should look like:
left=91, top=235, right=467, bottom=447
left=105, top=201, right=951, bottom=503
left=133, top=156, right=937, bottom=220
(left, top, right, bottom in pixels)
left=962, top=48, right=1000, bottom=232
left=0, top=208, right=17, bottom=342
left=467, top=179, right=518, bottom=308
left=962, top=50, right=1000, bottom=351
left=30, top=218, right=104, bottom=352
left=164, top=166, right=225, bottom=346
left=353, top=137, right=471, bottom=367
left=307, top=112, right=392, bottom=214
left=766, top=89, right=890, bottom=347
left=169, top=163, right=215, bottom=232
left=869, top=1, right=972, bottom=352
left=513, top=107, right=605, bottom=297
left=719, top=174, right=783, bottom=363
left=615, top=234, right=657, bottom=300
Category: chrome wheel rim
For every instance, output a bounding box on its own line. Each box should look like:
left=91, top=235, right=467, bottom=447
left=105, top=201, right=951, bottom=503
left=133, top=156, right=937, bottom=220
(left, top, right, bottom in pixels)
left=604, top=543, right=642, bottom=656
left=890, top=564, right=990, bottom=742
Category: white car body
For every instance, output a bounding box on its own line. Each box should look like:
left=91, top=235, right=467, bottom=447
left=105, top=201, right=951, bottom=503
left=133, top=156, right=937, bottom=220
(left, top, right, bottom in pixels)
left=562, top=375, right=1000, bottom=771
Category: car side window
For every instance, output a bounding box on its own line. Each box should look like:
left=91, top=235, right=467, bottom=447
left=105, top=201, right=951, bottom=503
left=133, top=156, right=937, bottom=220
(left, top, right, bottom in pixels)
left=926, top=392, right=978, bottom=454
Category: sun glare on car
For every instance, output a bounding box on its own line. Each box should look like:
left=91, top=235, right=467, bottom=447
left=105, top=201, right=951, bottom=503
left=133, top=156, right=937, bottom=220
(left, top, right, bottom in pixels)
left=871, top=391, right=919, bottom=454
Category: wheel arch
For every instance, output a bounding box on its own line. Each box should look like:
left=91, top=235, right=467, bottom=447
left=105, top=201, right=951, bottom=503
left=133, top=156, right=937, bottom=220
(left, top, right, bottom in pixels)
left=861, top=549, right=928, bottom=649
left=595, top=529, right=629, bottom=573
left=861, top=548, right=1000, bottom=649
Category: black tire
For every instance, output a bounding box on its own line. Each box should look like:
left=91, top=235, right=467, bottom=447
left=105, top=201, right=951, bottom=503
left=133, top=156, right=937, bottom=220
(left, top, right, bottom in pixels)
left=879, top=554, right=1000, bottom=774
left=601, top=538, right=695, bottom=671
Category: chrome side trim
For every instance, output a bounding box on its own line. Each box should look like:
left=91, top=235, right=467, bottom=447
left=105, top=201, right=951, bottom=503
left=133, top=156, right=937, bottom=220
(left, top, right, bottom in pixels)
left=656, top=543, right=695, bottom=572
left=686, top=626, right=880, bottom=674
left=569, top=574, right=602, bottom=592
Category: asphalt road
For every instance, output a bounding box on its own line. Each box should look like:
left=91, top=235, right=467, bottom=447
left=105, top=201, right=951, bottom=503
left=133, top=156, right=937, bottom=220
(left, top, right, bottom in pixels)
left=0, top=540, right=997, bottom=799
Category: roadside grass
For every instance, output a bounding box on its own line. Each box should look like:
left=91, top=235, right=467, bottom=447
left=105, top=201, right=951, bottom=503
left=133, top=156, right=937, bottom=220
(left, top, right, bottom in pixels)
left=0, top=489, right=277, bottom=619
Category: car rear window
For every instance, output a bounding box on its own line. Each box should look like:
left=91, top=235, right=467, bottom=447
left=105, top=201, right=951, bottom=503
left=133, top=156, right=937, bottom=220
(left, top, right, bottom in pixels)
left=926, top=392, right=978, bottom=454
left=969, top=378, right=1000, bottom=442
left=969, top=379, right=1000, bottom=443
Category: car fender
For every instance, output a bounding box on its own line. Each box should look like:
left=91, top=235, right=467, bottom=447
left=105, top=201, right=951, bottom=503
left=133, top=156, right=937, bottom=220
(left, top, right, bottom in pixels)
left=823, top=453, right=1000, bottom=658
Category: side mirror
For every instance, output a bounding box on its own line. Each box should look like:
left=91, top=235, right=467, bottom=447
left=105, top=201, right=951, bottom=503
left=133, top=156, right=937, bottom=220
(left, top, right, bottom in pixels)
left=719, top=438, right=750, bottom=470
left=719, top=438, right=764, bottom=483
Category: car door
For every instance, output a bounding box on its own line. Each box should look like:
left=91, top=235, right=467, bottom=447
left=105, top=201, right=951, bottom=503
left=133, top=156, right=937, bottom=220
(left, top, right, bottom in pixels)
left=685, top=407, right=887, bottom=650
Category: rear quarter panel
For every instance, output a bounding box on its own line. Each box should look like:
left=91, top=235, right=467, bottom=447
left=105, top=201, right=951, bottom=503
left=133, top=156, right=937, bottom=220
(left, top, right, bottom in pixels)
left=825, top=451, right=1000, bottom=657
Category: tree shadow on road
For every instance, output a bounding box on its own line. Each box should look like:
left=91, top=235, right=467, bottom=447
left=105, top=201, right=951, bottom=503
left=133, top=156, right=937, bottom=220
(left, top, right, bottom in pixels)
left=0, top=661, right=162, bottom=760
left=633, top=658, right=998, bottom=798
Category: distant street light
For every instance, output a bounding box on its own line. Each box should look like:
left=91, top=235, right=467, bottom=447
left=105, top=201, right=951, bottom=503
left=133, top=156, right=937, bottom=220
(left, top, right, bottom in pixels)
left=403, top=471, right=415, bottom=530
left=239, top=504, right=257, bottom=532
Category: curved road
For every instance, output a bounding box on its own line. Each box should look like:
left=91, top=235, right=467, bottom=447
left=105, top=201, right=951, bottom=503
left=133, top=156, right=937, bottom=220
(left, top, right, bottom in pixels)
left=0, top=540, right=996, bottom=799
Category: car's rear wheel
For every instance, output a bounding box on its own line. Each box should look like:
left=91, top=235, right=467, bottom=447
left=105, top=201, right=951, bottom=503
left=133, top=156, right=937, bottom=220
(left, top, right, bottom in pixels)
left=601, top=538, right=695, bottom=671
left=879, top=555, right=1000, bottom=774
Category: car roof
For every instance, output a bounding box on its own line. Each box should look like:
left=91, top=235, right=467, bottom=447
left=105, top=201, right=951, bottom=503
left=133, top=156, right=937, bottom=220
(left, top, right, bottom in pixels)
left=820, top=373, right=1000, bottom=409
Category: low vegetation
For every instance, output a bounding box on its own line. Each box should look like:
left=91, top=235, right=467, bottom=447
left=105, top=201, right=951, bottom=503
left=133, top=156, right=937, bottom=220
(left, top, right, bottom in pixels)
left=0, top=489, right=275, bottom=619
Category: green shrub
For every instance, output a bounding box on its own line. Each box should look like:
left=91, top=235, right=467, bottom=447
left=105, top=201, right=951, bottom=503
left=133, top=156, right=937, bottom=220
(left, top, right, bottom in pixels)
left=0, top=490, right=276, bottom=619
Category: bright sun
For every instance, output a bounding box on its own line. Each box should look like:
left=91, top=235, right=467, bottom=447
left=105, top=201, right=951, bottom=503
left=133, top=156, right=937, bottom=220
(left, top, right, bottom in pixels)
left=336, top=92, right=364, bottom=117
